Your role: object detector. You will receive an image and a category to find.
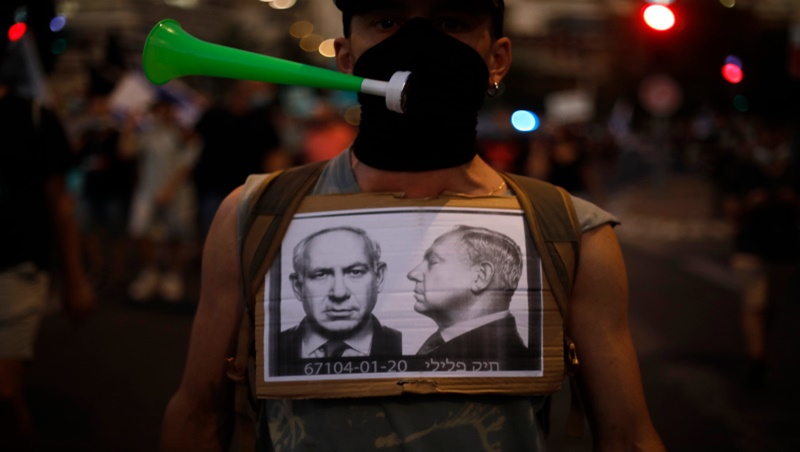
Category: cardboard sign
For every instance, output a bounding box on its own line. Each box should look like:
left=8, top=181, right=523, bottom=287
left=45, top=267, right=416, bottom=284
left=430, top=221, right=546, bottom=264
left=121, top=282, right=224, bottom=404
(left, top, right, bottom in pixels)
left=255, top=194, right=565, bottom=399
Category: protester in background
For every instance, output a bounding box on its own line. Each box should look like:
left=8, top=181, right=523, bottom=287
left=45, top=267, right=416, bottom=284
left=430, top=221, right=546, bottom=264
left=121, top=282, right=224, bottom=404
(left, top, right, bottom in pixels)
left=526, top=123, right=606, bottom=204
left=122, top=98, right=201, bottom=303
left=192, top=80, right=287, bottom=238
left=0, top=50, right=95, bottom=450
left=725, top=117, right=800, bottom=389
left=300, top=98, right=357, bottom=163
left=72, top=82, right=137, bottom=288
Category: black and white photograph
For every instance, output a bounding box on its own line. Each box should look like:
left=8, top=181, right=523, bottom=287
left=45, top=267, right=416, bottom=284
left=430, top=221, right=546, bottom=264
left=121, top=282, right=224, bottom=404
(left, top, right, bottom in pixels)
left=263, top=206, right=544, bottom=383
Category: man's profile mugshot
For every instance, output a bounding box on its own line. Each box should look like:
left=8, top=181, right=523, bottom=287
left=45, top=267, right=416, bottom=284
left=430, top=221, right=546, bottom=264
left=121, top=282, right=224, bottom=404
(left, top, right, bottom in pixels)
left=281, top=226, right=401, bottom=363
left=408, top=225, right=532, bottom=366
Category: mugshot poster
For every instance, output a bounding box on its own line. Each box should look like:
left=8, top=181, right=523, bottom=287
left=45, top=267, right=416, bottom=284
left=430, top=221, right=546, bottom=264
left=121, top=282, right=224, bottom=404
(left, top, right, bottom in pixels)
left=262, top=206, right=544, bottom=385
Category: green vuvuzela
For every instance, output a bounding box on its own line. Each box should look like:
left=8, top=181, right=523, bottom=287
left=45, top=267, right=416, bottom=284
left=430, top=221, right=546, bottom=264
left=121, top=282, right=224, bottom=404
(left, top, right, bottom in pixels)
left=143, top=19, right=366, bottom=92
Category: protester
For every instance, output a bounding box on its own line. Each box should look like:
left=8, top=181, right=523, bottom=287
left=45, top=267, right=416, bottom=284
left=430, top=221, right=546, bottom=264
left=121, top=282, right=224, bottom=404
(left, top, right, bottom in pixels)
left=526, top=123, right=606, bottom=204
left=0, top=47, right=95, bottom=450
left=724, top=118, right=800, bottom=389
left=122, top=98, right=201, bottom=302
left=161, top=1, right=665, bottom=450
left=300, top=99, right=358, bottom=163
left=72, top=87, right=136, bottom=286
left=192, top=80, right=286, bottom=238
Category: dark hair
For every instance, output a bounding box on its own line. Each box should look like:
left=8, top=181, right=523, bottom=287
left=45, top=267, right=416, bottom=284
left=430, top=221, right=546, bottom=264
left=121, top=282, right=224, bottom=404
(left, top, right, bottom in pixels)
left=334, top=0, right=505, bottom=39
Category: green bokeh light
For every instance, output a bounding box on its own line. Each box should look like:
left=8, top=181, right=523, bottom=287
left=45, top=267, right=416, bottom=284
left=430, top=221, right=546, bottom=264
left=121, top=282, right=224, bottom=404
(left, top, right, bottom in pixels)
left=733, top=95, right=749, bottom=112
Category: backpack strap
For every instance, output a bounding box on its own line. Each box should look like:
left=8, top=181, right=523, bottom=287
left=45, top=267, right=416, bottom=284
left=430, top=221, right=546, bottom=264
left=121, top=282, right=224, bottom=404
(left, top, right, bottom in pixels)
left=240, top=161, right=329, bottom=315
left=227, top=170, right=283, bottom=452
left=228, top=161, right=328, bottom=451
left=500, top=173, right=586, bottom=438
left=500, top=173, right=580, bottom=358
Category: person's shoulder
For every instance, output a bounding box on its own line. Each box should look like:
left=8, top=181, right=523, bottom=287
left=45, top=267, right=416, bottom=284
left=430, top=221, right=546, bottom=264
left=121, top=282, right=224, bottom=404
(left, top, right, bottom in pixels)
left=311, top=151, right=359, bottom=195
left=195, top=107, right=229, bottom=129
left=503, top=172, right=619, bottom=232
left=371, top=316, right=402, bottom=355
left=372, top=316, right=402, bottom=345
left=373, top=316, right=400, bottom=335
left=198, top=106, right=226, bottom=119
left=569, top=195, right=620, bottom=232
left=382, top=324, right=402, bottom=339
left=477, top=316, right=517, bottom=337
left=280, top=321, right=303, bottom=337
left=279, top=321, right=305, bottom=355
left=217, top=185, right=244, bottom=218
left=203, top=186, right=244, bottom=257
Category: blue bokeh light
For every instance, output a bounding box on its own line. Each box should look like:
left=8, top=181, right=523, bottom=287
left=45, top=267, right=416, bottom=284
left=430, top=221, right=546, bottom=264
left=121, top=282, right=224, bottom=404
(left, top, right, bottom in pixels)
left=511, top=110, right=539, bottom=132
left=50, top=15, right=66, bottom=32
left=725, top=55, right=743, bottom=69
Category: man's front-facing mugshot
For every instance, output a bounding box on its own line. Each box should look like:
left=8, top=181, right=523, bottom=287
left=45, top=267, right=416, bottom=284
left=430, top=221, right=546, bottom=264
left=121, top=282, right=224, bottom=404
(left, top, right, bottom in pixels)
left=282, top=226, right=401, bottom=362
left=408, top=225, right=532, bottom=366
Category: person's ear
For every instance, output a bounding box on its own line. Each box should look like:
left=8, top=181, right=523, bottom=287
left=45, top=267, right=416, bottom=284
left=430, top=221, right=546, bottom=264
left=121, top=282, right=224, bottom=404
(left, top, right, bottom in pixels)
left=472, top=262, right=494, bottom=293
left=487, top=37, right=512, bottom=88
left=334, top=37, right=355, bottom=74
left=375, top=262, right=387, bottom=291
left=289, top=273, right=304, bottom=300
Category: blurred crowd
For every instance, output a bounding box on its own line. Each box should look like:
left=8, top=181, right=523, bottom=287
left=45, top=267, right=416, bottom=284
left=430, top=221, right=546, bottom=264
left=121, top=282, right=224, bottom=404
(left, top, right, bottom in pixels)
left=479, top=98, right=799, bottom=392
left=0, top=36, right=797, bottom=310
left=21, top=70, right=800, bottom=311
left=52, top=74, right=362, bottom=303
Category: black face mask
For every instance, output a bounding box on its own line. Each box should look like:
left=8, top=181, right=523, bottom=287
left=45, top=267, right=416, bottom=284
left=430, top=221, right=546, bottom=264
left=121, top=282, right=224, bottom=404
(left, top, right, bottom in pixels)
left=352, top=18, right=491, bottom=172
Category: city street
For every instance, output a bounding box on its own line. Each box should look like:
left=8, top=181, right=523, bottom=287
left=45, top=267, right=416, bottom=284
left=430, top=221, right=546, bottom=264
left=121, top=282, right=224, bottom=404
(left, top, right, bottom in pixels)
left=3, top=0, right=799, bottom=451
left=26, top=174, right=800, bottom=452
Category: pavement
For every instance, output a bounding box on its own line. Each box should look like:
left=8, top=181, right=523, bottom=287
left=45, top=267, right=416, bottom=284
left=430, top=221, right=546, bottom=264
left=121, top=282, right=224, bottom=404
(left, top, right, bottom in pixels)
left=607, top=173, right=740, bottom=292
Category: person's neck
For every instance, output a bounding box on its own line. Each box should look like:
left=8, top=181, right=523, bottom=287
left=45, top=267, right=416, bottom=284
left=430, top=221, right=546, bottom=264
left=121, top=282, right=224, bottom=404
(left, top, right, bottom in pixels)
left=350, top=150, right=507, bottom=199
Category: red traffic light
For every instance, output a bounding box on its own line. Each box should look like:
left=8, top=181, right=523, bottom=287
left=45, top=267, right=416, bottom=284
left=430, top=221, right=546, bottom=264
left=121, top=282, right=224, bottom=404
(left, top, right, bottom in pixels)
left=8, top=22, right=27, bottom=42
left=722, top=63, right=743, bottom=84
left=643, top=4, right=676, bottom=31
